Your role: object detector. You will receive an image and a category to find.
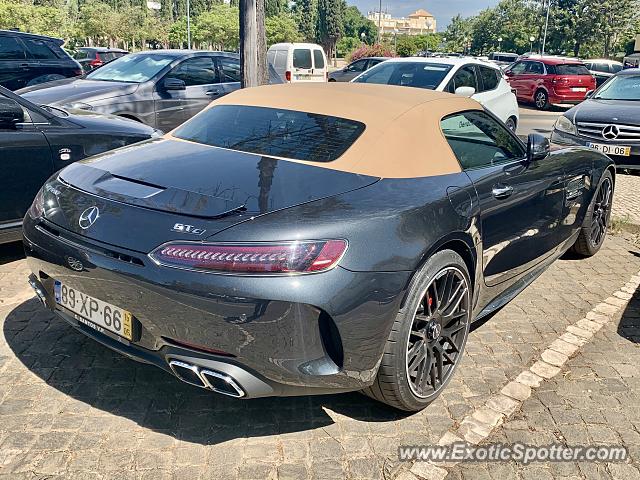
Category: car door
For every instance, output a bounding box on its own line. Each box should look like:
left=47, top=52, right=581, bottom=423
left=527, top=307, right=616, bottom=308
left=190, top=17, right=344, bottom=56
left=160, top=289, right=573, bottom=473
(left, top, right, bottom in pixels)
left=0, top=92, right=54, bottom=229
left=440, top=110, right=565, bottom=286
left=311, top=48, right=327, bottom=82
left=504, top=61, right=528, bottom=101
left=217, top=56, right=241, bottom=94
left=291, top=48, right=313, bottom=82
left=469, top=65, right=509, bottom=121
left=345, top=59, right=369, bottom=81
left=153, top=56, right=221, bottom=131
left=0, top=34, right=32, bottom=90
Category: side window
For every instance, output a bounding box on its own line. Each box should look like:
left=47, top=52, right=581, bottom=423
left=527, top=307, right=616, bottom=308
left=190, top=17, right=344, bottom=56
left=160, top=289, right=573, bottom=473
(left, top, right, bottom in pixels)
left=313, top=49, right=325, bottom=69
left=348, top=59, right=368, bottom=72
left=23, top=39, right=58, bottom=60
left=367, top=59, right=381, bottom=69
left=293, top=49, right=312, bottom=69
left=441, top=111, right=526, bottom=170
left=167, top=57, right=219, bottom=86
left=446, top=65, right=478, bottom=93
left=526, top=62, right=544, bottom=75
left=611, top=63, right=623, bottom=74
left=508, top=62, right=527, bottom=75
left=479, top=66, right=499, bottom=92
left=219, top=57, right=240, bottom=82
left=0, top=35, right=26, bottom=60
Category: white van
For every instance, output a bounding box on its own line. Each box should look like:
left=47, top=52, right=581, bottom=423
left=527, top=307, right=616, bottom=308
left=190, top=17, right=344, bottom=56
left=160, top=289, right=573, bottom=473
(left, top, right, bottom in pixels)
left=267, top=43, right=328, bottom=83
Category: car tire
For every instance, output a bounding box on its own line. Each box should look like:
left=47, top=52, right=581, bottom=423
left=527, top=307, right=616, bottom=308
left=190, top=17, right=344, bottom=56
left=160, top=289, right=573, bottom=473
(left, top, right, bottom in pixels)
left=362, top=250, right=472, bottom=411
left=571, top=171, right=613, bottom=257
left=505, top=116, right=517, bottom=132
left=534, top=89, right=549, bottom=110
left=328, top=78, right=337, bottom=82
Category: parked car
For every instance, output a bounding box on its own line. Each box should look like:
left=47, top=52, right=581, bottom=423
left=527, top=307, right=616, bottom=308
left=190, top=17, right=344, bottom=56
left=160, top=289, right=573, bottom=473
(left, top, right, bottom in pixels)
left=73, top=47, right=128, bottom=73
left=0, top=86, right=158, bottom=244
left=329, top=57, right=387, bottom=82
left=488, top=52, right=519, bottom=66
left=268, top=43, right=328, bottom=83
left=584, top=59, right=623, bottom=87
left=17, top=50, right=241, bottom=131
left=504, top=56, right=596, bottom=110
left=551, top=68, right=640, bottom=170
left=0, top=30, right=82, bottom=90
left=24, top=83, right=613, bottom=411
left=352, top=57, right=520, bottom=130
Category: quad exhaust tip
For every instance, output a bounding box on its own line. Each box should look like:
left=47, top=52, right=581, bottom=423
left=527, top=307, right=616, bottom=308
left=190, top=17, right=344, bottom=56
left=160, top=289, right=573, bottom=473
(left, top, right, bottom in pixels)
left=168, top=360, right=245, bottom=398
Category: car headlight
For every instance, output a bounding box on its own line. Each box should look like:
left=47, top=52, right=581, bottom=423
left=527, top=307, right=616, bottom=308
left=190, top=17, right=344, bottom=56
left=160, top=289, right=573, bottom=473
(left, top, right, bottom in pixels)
left=62, top=102, right=93, bottom=111
left=553, top=116, right=577, bottom=135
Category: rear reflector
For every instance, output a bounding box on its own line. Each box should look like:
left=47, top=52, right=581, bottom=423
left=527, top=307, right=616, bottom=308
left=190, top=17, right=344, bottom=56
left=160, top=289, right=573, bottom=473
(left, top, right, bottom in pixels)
left=150, top=240, right=347, bottom=274
left=285, top=70, right=292, bottom=82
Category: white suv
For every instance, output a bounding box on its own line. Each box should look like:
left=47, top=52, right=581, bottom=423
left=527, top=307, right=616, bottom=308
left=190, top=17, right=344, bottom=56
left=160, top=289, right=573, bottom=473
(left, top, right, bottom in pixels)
left=352, top=57, right=519, bottom=131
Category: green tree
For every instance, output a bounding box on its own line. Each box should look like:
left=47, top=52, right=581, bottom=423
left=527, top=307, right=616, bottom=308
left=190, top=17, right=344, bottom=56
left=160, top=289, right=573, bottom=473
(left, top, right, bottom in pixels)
left=295, top=0, right=318, bottom=41
left=443, top=14, right=473, bottom=53
left=316, top=0, right=343, bottom=57
left=266, top=14, right=302, bottom=45
left=195, top=4, right=239, bottom=50
left=342, top=5, right=376, bottom=44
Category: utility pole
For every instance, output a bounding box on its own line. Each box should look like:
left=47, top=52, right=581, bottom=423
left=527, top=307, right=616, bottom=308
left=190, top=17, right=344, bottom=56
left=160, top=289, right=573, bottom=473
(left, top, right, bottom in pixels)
left=541, top=0, right=551, bottom=55
left=240, top=0, right=267, bottom=88
left=377, top=0, right=382, bottom=44
left=186, top=0, right=191, bottom=49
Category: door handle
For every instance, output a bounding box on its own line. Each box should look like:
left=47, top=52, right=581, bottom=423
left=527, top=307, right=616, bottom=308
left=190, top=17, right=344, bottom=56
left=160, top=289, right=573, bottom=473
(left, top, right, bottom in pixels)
left=492, top=184, right=514, bottom=199
left=18, top=63, right=30, bottom=69
left=206, top=90, right=220, bottom=96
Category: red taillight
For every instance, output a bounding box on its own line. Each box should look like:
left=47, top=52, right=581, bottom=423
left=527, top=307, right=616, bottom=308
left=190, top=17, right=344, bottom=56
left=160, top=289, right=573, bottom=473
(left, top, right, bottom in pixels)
left=89, top=58, right=103, bottom=67
left=552, top=76, right=570, bottom=85
left=285, top=70, right=292, bottom=82
left=150, top=240, right=347, bottom=274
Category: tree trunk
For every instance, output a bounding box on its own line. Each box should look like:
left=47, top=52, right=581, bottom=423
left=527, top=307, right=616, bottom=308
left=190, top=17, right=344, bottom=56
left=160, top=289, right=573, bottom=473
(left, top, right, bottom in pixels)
left=573, top=41, right=580, bottom=58
left=240, top=0, right=267, bottom=87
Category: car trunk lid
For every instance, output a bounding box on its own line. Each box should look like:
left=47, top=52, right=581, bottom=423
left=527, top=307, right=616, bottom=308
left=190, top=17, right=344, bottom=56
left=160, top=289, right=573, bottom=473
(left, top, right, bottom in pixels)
left=43, top=138, right=379, bottom=252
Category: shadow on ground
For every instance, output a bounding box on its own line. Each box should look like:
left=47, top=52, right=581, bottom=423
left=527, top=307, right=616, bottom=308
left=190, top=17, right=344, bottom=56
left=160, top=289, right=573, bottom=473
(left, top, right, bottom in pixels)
left=618, top=285, right=640, bottom=343
left=4, top=299, right=410, bottom=446
left=0, top=241, right=25, bottom=265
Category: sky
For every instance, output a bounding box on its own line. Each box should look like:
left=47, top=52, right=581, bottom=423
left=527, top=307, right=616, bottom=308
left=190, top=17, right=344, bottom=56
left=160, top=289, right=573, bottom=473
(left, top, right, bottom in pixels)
left=347, top=1, right=499, bottom=30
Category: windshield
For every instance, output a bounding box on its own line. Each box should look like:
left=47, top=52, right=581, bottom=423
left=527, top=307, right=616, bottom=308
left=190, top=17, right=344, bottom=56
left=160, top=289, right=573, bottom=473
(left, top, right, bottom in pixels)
left=594, top=74, right=640, bottom=100
left=86, top=53, right=174, bottom=83
left=353, top=62, right=453, bottom=90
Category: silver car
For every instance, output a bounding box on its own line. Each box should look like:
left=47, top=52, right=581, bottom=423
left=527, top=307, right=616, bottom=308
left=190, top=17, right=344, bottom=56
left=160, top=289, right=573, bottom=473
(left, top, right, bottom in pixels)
left=17, top=50, right=241, bottom=132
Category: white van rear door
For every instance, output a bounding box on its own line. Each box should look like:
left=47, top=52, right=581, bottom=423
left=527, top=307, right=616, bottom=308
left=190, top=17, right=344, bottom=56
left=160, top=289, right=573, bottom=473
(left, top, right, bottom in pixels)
left=311, top=49, right=327, bottom=82
left=292, top=48, right=314, bottom=81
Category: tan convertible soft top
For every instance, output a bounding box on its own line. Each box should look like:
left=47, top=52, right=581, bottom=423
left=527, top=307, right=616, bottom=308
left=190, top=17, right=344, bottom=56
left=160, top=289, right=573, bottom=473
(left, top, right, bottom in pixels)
left=168, top=83, right=483, bottom=178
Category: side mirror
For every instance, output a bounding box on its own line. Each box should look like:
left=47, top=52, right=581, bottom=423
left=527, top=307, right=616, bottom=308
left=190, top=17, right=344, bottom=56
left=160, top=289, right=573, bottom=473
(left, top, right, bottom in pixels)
left=0, top=97, right=24, bottom=128
left=527, top=133, right=550, bottom=162
left=455, top=86, right=476, bottom=97
left=163, top=77, right=186, bottom=91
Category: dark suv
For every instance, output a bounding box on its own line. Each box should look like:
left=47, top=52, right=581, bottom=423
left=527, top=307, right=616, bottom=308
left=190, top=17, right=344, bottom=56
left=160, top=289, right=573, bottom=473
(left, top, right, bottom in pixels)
left=0, top=30, right=82, bottom=90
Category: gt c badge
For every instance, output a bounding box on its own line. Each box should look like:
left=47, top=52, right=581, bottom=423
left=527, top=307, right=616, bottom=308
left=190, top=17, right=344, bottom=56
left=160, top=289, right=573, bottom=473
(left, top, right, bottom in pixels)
left=79, top=206, right=100, bottom=230
left=172, top=223, right=206, bottom=235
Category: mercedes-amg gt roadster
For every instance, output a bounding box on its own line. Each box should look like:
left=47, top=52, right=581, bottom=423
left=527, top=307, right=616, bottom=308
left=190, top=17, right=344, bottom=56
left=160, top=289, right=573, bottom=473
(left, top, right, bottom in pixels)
left=24, top=83, right=614, bottom=411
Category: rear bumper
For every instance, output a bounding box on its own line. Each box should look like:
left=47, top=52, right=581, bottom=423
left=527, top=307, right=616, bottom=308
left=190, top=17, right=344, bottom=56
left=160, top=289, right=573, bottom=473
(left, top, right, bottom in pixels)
left=548, top=89, right=590, bottom=105
left=23, top=215, right=411, bottom=398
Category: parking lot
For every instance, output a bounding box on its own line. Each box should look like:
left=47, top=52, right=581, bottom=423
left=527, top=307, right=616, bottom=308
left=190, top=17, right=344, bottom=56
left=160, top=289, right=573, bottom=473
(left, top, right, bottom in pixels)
left=1, top=106, right=639, bottom=480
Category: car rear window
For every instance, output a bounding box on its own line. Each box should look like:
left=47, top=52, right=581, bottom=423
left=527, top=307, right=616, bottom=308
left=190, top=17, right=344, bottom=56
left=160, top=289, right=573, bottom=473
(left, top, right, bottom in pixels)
left=173, top=105, right=365, bottom=162
left=23, top=38, right=59, bottom=59
left=0, top=35, right=26, bottom=60
left=555, top=64, right=591, bottom=76
left=293, top=49, right=312, bottom=69
left=313, top=49, right=325, bottom=69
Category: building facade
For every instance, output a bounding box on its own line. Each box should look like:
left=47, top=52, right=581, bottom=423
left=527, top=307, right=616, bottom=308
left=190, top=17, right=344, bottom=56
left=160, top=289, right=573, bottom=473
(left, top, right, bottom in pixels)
left=367, top=8, right=437, bottom=36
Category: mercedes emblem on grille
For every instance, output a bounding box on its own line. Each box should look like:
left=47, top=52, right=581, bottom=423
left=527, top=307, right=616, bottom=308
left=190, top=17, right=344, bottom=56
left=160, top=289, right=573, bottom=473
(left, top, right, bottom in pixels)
left=602, top=125, right=620, bottom=140
left=78, top=206, right=100, bottom=230
left=67, top=257, right=84, bottom=271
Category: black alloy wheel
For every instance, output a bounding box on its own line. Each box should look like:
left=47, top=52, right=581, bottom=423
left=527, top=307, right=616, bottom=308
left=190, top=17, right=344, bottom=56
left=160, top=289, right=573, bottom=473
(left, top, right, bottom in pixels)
left=589, top=176, right=612, bottom=248
left=406, top=266, right=470, bottom=398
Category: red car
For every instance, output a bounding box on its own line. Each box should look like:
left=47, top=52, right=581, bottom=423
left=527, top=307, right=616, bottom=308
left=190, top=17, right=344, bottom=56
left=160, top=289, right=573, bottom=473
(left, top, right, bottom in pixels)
left=505, top=56, right=596, bottom=110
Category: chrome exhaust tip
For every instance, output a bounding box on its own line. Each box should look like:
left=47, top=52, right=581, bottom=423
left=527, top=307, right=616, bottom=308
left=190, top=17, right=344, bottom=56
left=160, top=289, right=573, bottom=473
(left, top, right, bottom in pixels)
left=28, top=276, right=47, bottom=306
left=167, top=359, right=246, bottom=398
left=200, top=369, right=245, bottom=398
left=168, top=360, right=207, bottom=389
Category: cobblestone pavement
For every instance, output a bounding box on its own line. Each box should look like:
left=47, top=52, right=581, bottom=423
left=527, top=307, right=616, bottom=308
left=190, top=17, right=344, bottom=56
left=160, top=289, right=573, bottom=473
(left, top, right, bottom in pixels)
left=1, top=235, right=640, bottom=479
left=612, top=173, right=640, bottom=226
left=442, top=279, right=640, bottom=480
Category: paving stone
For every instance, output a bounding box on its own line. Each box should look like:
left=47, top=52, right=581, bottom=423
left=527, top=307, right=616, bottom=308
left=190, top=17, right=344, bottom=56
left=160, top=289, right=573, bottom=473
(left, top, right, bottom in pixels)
left=530, top=361, right=562, bottom=379
left=500, top=381, right=532, bottom=401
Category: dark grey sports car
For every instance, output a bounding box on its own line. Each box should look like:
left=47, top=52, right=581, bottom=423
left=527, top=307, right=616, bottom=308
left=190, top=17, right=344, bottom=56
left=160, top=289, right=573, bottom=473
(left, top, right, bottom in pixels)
left=24, top=83, right=614, bottom=411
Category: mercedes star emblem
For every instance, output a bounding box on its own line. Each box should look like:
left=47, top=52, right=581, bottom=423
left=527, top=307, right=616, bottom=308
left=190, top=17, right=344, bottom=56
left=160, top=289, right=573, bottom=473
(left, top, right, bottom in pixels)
left=602, top=125, right=620, bottom=141
left=66, top=257, right=84, bottom=271
left=78, top=206, right=100, bottom=230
